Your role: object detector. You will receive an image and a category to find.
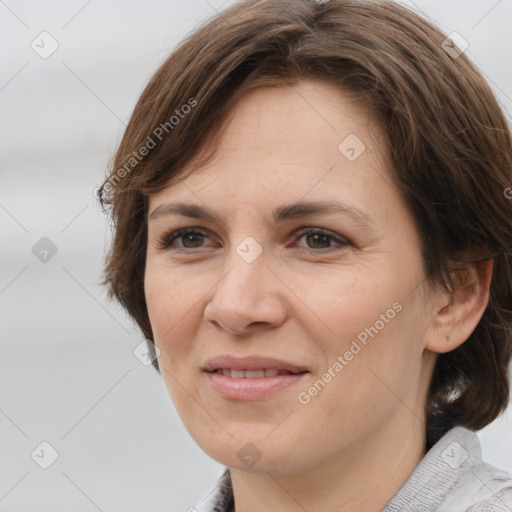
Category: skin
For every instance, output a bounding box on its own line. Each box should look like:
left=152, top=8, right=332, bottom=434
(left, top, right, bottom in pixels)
left=144, top=80, right=493, bottom=512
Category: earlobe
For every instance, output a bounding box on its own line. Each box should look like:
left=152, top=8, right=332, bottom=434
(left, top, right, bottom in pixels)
left=425, top=259, right=494, bottom=354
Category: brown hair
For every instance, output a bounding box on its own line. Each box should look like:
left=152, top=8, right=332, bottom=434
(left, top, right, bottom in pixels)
left=99, top=0, right=512, bottom=445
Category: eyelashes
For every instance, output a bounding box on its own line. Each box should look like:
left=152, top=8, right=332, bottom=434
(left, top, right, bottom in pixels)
left=159, top=227, right=209, bottom=250
left=157, top=226, right=351, bottom=255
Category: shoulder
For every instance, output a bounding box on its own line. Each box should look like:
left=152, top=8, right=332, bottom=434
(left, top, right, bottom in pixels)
left=192, top=468, right=233, bottom=512
left=437, top=427, right=512, bottom=512
left=385, top=426, right=512, bottom=512
left=438, top=459, right=512, bottom=512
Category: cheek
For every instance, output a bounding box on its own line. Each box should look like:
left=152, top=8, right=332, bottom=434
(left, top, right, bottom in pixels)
left=296, top=306, right=425, bottom=445
left=144, top=263, right=210, bottom=408
left=144, top=268, right=169, bottom=340
left=294, top=266, right=402, bottom=347
left=298, top=265, right=425, bottom=398
left=144, top=265, right=199, bottom=406
left=144, top=262, right=199, bottom=339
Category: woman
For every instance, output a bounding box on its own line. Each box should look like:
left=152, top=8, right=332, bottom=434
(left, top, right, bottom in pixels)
left=98, top=0, right=512, bottom=510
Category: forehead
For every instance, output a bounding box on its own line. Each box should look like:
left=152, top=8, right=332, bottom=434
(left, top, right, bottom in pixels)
left=150, top=80, right=394, bottom=215
left=201, top=80, right=384, bottom=168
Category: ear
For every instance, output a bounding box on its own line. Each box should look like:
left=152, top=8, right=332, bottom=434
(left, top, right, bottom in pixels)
left=425, top=259, right=494, bottom=354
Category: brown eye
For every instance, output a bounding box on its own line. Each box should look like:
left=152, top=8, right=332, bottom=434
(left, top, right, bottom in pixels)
left=180, top=232, right=206, bottom=248
left=159, top=228, right=211, bottom=250
left=304, top=232, right=331, bottom=249
left=294, top=227, right=350, bottom=252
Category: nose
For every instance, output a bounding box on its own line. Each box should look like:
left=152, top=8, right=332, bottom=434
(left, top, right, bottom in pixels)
left=204, top=250, right=288, bottom=335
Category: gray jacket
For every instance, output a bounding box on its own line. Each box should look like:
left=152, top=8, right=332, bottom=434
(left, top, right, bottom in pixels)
left=192, top=426, right=512, bottom=511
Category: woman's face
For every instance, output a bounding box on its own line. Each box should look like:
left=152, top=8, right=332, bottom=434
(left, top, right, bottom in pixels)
left=145, top=80, right=439, bottom=475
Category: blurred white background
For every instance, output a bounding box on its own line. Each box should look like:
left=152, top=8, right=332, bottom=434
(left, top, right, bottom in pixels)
left=1, top=1, right=511, bottom=510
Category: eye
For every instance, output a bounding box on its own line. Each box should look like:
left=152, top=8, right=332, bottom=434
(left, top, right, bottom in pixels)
left=157, top=226, right=351, bottom=254
left=158, top=228, right=213, bottom=250
left=293, top=227, right=350, bottom=253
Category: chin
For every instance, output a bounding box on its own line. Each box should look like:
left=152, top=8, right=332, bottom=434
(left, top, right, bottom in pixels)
left=192, top=430, right=310, bottom=476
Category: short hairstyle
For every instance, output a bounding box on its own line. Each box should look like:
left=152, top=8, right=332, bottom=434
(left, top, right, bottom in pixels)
left=99, top=0, right=512, bottom=445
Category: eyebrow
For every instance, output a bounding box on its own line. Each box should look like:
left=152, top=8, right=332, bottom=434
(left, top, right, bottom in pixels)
left=149, top=200, right=373, bottom=227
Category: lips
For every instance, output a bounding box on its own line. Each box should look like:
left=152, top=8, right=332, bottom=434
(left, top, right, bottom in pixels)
left=203, top=355, right=309, bottom=375
left=203, top=355, right=309, bottom=400
left=214, top=368, right=292, bottom=378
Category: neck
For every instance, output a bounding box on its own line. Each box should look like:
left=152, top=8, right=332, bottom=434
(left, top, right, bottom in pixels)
left=229, top=414, right=427, bottom=512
